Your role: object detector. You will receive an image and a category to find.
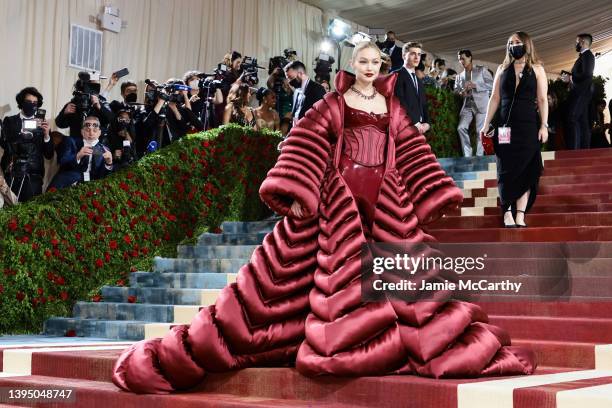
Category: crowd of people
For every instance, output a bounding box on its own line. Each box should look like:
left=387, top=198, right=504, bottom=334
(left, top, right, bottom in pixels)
left=0, top=50, right=333, bottom=206
left=0, top=32, right=609, bottom=214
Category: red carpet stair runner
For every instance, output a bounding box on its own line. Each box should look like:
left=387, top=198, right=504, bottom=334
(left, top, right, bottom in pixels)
left=1, top=149, right=612, bottom=406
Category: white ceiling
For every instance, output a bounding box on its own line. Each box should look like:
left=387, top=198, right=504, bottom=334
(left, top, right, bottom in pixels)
left=302, top=0, right=612, bottom=74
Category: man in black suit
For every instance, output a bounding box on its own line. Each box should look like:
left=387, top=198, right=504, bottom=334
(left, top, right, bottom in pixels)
left=48, top=116, right=114, bottom=190
left=378, top=31, right=403, bottom=72
left=0, top=87, right=54, bottom=201
left=284, top=60, right=326, bottom=126
left=565, top=33, right=595, bottom=149
left=393, top=42, right=430, bottom=135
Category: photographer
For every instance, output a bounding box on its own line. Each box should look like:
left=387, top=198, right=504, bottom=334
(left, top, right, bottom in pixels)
left=0, top=87, right=54, bottom=202
left=220, top=51, right=244, bottom=97
left=141, top=78, right=190, bottom=149
left=109, top=108, right=138, bottom=170
left=55, top=71, right=115, bottom=140
left=183, top=70, right=223, bottom=130
left=266, top=67, right=293, bottom=119
left=107, top=78, right=140, bottom=114
left=48, top=115, right=113, bottom=190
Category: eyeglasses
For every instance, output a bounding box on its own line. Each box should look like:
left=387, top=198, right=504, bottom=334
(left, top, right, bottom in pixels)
left=83, top=122, right=100, bottom=129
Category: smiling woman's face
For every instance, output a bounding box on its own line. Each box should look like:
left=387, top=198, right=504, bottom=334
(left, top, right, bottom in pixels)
left=351, top=46, right=382, bottom=85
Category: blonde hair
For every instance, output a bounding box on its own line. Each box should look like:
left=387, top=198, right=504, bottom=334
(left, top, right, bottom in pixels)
left=502, top=31, right=541, bottom=70
left=352, top=41, right=382, bottom=60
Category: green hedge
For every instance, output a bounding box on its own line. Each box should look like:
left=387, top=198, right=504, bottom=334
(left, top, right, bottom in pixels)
left=426, top=87, right=463, bottom=157
left=0, top=125, right=282, bottom=334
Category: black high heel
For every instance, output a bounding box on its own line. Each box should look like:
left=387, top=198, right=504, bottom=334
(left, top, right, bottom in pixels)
left=503, top=210, right=517, bottom=228
left=516, top=209, right=527, bottom=228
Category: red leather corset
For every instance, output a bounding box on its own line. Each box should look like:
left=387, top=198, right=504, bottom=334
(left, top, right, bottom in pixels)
left=342, top=105, right=389, bottom=166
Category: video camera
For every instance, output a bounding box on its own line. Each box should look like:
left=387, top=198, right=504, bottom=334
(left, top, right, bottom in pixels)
left=268, top=48, right=298, bottom=75
left=144, top=79, right=190, bottom=103
left=71, top=71, right=101, bottom=111
left=193, top=72, right=223, bottom=96
left=240, top=56, right=264, bottom=86
left=314, top=53, right=335, bottom=82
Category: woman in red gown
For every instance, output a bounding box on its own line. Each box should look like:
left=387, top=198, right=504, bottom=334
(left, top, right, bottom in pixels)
left=112, top=41, right=536, bottom=394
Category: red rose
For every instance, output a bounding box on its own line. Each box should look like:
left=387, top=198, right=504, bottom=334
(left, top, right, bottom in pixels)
left=60, top=291, right=69, bottom=301
left=92, top=295, right=102, bottom=302
left=37, top=287, right=44, bottom=295
left=116, top=279, right=125, bottom=286
left=127, top=295, right=137, bottom=303
left=16, top=291, right=25, bottom=301
left=119, top=182, right=130, bottom=192
left=55, top=276, right=66, bottom=285
left=109, top=240, right=118, bottom=250
left=95, top=258, right=104, bottom=268
left=123, top=235, right=131, bottom=244
left=8, top=218, right=18, bottom=231
left=65, top=329, right=76, bottom=337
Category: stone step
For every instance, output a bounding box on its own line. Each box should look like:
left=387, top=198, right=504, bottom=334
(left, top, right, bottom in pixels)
left=437, top=155, right=497, bottom=166
left=153, top=257, right=248, bottom=273
left=73, top=302, right=175, bottom=322
left=177, top=244, right=258, bottom=259
left=221, top=219, right=279, bottom=234
left=129, top=271, right=237, bottom=288
left=43, top=318, right=149, bottom=340
left=197, top=232, right=267, bottom=246
left=100, top=286, right=221, bottom=305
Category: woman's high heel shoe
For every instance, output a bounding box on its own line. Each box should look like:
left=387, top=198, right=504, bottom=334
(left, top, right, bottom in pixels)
left=503, top=210, right=517, bottom=228
left=516, top=209, right=527, bottom=228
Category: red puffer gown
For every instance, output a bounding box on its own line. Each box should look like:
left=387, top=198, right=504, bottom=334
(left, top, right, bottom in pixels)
left=112, top=71, right=536, bottom=394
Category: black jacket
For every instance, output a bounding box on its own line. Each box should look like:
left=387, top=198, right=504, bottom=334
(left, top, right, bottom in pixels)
left=48, top=136, right=113, bottom=190
left=0, top=114, right=54, bottom=177
left=570, top=50, right=595, bottom=98
left=393, top=67, right=429, bottom=124
left=55, top=98, right=115, bottom=139
left=293, top=80, right=326, bottom=120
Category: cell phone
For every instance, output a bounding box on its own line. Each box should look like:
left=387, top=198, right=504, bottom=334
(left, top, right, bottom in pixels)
left=114, top=68, right=130, bottom=79
left=35, top=108, right=46, bottom=120
left=23, top=119, right=37, bottom=130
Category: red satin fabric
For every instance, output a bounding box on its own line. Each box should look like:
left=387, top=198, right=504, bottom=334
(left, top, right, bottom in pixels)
left=112, top=71, right=536, bottom=394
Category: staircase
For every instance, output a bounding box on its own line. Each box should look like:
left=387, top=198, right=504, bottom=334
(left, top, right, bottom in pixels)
left=1, top=149, right=612, bottom=407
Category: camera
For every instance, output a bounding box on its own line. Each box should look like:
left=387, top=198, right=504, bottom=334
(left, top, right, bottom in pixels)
left=35, top=109, right=46, bottom=120
left=91, top=143, right=107, bottom=159
left=240, top=56, right=263, bottom=86
left=22, top=119, right=38, bottom=131
left=314, top=53, right=335, bottom=83
left=71, top=71, right=101, bottom=111
left=268, top=48, right=297, bottom=75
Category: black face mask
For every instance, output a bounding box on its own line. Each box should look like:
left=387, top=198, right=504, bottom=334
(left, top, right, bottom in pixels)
left=22, top=101, right=37, bottom=117
left=508, top=44, right=526, bottom=59
left=289, top=78, right=302, bottom=89
left=384, top=39, right=395, bottom=48
left=124, top=92, right=137, bottom=103
left=575, top=43, right=582, bottom=52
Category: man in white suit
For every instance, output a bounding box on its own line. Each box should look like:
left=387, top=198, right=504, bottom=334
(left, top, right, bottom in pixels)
left=455, top=49, right=493, bottom=157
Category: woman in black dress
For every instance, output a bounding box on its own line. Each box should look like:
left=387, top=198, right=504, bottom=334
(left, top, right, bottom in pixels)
left=480, top=31, right=549, bottom=227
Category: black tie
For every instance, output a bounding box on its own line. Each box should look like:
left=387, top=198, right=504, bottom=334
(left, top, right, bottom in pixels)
left=410, top=72, right=418, bottom=94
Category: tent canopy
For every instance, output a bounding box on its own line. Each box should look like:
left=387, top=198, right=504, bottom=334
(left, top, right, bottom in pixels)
left=304, top=0, right=612, bottom=74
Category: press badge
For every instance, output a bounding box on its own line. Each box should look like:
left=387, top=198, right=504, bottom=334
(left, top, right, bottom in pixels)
left=498, top=126, right=511, bottom=144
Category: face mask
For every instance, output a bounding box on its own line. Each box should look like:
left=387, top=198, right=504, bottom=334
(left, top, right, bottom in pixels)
left=575, top=43, right=582, bottom=52
left=508, top=44, right=526, bottom=59
left=189, top=80, right=199, bottom=90
left=290, top=78, right=302, bottom=88
left=384, top=40, right=395, bottom=48
left=124, top=93, right=137, bottom=103
left=22, top=101, right=37, bottom=117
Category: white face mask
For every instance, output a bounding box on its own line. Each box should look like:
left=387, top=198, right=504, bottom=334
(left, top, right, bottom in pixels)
left=189, top=80, right=199, bottom=89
